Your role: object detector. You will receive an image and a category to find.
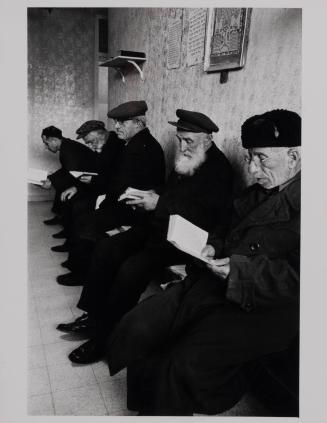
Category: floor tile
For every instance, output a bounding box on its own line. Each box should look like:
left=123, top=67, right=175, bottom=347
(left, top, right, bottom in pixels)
left=28, top=325, right=43, bottom=347
left=99, top=379, right=132, bottom=416
left=47, top=362, right=97, bottom=392
left=44, top=340, right=85, bottom=366
left=28, top=344, right=46, bottom=369
left=28, top=367, right=51, bottom=396
left=53, top=385, right=107, bottom=416
left=28, top=393, right=55, bottom=415
left=92, top=360, right=112, bottom=383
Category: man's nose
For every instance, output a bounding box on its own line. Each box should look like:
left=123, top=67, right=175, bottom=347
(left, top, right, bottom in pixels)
left=179, top=140, right=188, bottom=152
left=248, top=160, right=259, bottom=174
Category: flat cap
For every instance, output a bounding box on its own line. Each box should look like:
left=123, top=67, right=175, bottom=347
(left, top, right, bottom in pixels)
left=107, top=100, right=148, bottom=120
left=41, top=126, right=62, bottom=139
left=76, top=120, right=106, bottom=139
left=168, top=109, right=219, bottom=134
left=241, top=109, right=301, bottom=148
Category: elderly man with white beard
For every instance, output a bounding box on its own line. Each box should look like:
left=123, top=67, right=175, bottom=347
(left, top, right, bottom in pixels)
left=57, top=109, right=234, bottom=364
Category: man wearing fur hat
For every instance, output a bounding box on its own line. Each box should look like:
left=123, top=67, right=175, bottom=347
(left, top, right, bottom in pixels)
left=106, top=109, right=301, bottom=416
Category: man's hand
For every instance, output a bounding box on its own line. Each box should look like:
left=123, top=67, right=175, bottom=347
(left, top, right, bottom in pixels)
left=79, top=175, right=93, bottom=184
left=201, top=244, right=216, bottom=261
left=61, top=186, right=77, bottom=202
left=41, top=179, right=52, bottom=189
left=125, top=190, right=159, bottom=211
left=206, top=257, right=230, bottom=280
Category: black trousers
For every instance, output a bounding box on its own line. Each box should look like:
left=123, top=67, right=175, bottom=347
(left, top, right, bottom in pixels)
left=67, top=203, right=147, bottom=276
left=77, top=227, right=189, bottom=336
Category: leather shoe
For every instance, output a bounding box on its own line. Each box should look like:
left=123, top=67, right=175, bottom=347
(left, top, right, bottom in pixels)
left=61, top=259, right=72, bottom=269
left=57, top=313, right=95, bottom=334
left=52, top=229, right=67, bottom=239
left=44, top=216, right=62, bottom=225
left=57, top=272, right=83, bottom=286
left=51, top=242, right=69, bottom=252
left=68, top=339, right=104, bottom=364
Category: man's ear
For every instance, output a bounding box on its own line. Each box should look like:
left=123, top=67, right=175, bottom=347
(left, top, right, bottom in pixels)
left=287, top=147, right=300, bottom=167
left=203, top=134, right=213, bottom=151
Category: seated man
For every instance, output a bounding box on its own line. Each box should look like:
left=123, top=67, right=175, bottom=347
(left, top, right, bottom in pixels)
left=52, top=120, right=125, bottom=248
left=56, top=100, right=166, bottom=284
left=40, top=125, right=98, bottom=225
left=57, top=109, right=234, bottom=365
left=105, top=109, right=301, bottom=416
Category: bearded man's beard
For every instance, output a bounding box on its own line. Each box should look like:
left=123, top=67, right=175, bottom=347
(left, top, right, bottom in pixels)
left=174, top=144, right=207, bottom=176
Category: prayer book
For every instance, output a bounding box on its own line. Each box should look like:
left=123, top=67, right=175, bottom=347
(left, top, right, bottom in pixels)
left=70, top=171, right=98, bottom=178
left=28, top=168, right=48, bottom=185
left=167, top=215, right=212, bottom=264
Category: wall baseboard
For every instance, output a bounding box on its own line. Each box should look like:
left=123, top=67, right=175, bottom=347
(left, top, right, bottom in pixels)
left=28, top=185, right=55, bottom=203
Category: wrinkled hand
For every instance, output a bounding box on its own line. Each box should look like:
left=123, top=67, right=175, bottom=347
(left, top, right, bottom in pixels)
left=125, top=190, right=159, bottom=211
left=79, top=175, right=92, bottom=184
left=206, top=257, right=230, bottom=280
left=201, top=244, right=216, bottom=261
left=61, top=186, right=77, bottom=202
left=41, top=179, right=52, bottom=189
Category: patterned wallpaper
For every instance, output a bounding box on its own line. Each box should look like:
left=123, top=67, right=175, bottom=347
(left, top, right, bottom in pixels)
left=28, top=8, right=96, bottom=198
left=107, top=8, right=302, bottom=188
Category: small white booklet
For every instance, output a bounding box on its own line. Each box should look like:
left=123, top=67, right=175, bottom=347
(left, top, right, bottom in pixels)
left=167, top=215, right=212, bottom=264
left=28, top=168, right=48, bottom=185
left=70, top=171, right=98, bottom=178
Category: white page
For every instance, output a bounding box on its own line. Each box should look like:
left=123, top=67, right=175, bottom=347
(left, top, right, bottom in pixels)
left=27, top=168, right=48, bottom=185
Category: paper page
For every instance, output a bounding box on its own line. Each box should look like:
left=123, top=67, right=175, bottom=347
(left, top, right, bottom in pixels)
left=28, top=168, right=48, bottom=185
left=95, top=194, right=106, bottom=210
left=70, top=171, right=98, bottom=178
left=167, top=215, right=210, bottom=263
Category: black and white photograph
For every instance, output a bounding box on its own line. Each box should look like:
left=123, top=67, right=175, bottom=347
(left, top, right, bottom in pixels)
left=1, top=1, right=327, bottom=422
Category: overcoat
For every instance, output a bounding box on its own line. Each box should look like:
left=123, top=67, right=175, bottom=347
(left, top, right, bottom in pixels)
left=48, top=137, right=98, bottom=192
left=107, top=171, right=301, bottom=415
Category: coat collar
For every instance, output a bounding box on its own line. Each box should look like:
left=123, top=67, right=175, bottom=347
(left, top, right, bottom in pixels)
left=233, top=171, right=300, bottom=229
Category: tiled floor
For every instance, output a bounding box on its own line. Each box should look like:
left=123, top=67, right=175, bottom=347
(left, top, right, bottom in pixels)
left=28, top=201, right=134, bottom=416
left=28, top=201, right=269, bottom=417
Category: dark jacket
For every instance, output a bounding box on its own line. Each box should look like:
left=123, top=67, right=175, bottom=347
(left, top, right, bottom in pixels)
left=100, top=127, right=166, bottom=208
left=149, top=143, right=234, bottom=243
left=48, top=137, right=98, bottom=192
left=209, top=171, right=301, bottom=311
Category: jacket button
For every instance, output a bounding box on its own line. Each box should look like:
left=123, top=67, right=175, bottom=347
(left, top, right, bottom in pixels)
left=249, top=242, right=260, bottom=252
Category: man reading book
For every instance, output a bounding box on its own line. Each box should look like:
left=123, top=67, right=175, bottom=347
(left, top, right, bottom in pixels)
left=56, top=108, right=234, bottom=365
left=107, top=109, right=301, bottom=416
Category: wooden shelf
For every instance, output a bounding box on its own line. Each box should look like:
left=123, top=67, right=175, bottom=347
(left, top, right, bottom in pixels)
left=99, top=55, right=146, bottom=82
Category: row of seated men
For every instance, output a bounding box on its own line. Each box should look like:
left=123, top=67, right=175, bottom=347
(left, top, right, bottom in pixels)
left=39, top=101, right=301, bottom=416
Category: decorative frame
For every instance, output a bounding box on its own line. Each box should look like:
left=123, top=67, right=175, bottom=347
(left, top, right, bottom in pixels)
left=204, top=8, right=252, bottom=72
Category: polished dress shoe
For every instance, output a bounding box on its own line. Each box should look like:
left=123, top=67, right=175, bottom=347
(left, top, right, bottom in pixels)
left=68, top=339, right=104, bottom=364
left=57, top=313, right=95, bottom=334
left=43, top=216, right=62, bottom=225
left=61, top=259, right=72, bottom=269
left=57, top=272, right=83, bottom=286
left=52, top=229, right=67, bottom=239
left=51, top=242, right=69, bottom=252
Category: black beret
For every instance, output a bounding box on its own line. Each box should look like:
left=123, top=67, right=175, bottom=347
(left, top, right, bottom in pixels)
left=76, top=120, right=106, bottom=139
left=107, top=101, right=148, bottom=120
left=168, top=109, right=219, bottom=134
left=41, top=126, right=62, bottom=139
left=241, top=109, right=301, bottom=148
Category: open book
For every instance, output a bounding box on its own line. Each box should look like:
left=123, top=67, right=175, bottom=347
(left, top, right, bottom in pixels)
left=118, top=187, right=146, bottom=201
left=28, top=168, right=48, bottom=185
left=70, top=171, right=98, bottom=178
left=167, top=215, right=212, bottom=264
